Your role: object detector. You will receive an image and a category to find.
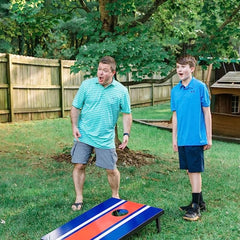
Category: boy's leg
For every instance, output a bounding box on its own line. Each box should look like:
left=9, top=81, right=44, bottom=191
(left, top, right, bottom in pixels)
left=179, top=172, right=206, bottom=211
left=179, top=146, right=206, bottom=213
left=188, top=172, right=202, bottom=193
left=183, top=172, right=202, bottom=221
left=106, top=168, right=120, bottom=199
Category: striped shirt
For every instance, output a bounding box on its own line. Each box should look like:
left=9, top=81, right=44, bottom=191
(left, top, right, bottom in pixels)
left=72, top=77, right=131, bottom=149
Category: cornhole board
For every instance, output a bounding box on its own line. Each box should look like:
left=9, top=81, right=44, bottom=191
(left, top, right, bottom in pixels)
left=41, top=197, right=164, bottom=240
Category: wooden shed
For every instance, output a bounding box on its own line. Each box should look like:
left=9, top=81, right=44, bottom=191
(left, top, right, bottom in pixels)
left=210, top=71, right=240, bottom=140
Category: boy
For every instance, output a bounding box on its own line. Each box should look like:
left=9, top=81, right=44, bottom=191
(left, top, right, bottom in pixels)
left=171, top=55, right=212, bottom=221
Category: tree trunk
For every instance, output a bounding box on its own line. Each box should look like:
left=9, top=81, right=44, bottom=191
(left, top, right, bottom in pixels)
left=99, top=0, right=117, bottom=33
left=114, top=124, right=122, bottom=146
left=99, top=0, right=121, bottom=146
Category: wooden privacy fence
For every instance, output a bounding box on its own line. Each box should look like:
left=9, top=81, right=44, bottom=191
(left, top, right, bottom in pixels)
left=0, top=54, right=210, bottom=123
left=0, top=54, right=84, bottom=123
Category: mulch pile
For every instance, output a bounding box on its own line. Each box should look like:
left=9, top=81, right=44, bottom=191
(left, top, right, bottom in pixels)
left=52, top=147, right=156, bottom=167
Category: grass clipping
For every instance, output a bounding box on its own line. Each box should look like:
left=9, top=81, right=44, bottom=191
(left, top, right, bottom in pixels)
left=52, top=147, right=156, bottom=167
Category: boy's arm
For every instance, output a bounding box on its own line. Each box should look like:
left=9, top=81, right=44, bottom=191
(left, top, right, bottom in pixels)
left=172, top=111, right=178, bottom=152
left=202, top=106, right=212, bottom=150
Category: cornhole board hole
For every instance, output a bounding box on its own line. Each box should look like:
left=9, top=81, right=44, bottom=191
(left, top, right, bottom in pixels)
left=41, top=197, right=164, bottom=240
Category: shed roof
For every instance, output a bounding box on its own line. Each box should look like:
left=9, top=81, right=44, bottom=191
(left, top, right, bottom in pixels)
left=211, top=71, right=240, bottom=95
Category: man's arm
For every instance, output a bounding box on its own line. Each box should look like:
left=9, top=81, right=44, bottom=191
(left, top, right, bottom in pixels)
left=172, top=111, right=178, bottom=152
left=70, top=106, right=81, bottom=141
left=202, top=106, right=212, bottom=150
left=119, top=113, right=132, bottom=150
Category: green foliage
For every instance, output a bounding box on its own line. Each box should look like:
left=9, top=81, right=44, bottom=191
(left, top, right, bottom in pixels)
left=72, top=31, right=174, bottom=80
left=0, top=0, right=240, bottom=79
left=189, top=0, right=240, bottom=66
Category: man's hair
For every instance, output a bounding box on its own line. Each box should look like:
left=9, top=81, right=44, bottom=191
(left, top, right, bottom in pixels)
left=99, top=56, right=116, bottom=72
left=176, top=55, right=197, bottom=68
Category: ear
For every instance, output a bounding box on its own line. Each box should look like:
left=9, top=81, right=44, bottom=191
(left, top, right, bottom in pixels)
left=190, top=67, right=195, bottom=73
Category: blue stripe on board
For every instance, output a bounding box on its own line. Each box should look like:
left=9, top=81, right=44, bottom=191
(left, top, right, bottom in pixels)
left=95, top=206, right=164, bottom=240
left=41, top=198, right=125, bottom=240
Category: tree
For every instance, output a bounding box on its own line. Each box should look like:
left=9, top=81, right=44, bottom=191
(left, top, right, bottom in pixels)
left=1, top=0, right=240, bottom=79
left=70, top=0, right=240, bottom=81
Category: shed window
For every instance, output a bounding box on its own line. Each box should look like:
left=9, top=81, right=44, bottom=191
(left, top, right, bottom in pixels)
left=232, top=95, right=240, bottom=114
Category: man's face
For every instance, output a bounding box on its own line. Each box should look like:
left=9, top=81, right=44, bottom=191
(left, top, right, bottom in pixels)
left=176, top=63, right=194, bottom=82
left=97, top=63, right=115, bottom=87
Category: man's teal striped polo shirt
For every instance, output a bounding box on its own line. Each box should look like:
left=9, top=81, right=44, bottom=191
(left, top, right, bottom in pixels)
left=72, top=77, right=131, bottom=149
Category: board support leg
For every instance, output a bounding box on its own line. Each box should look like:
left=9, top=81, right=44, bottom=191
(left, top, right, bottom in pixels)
left=156, top=217, right=161, bottom=233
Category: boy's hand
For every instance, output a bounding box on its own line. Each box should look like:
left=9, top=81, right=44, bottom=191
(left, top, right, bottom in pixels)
left=203, top=144, right=212, bottom=151
left=173, top=143, right=178, bottom=152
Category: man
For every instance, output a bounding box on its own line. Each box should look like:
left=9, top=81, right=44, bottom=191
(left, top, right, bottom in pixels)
left=171, top=55, right=212, bottom=221
left=70, top=56, right=132, bottom=211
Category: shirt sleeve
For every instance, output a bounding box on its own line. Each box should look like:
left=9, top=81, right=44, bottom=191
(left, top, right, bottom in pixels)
left=170, top=89, right=176, bottom=111
left=72, top=81, right=86, bottom=109
left=120, top=88, right=131, bottom=113
left=201, top=84, right=211, bottom=107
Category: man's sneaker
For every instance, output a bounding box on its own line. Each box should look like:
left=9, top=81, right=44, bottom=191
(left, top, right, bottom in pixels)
left=180, top=202, right=206, bottom=212
left=183, top=203, right=201, bottom=221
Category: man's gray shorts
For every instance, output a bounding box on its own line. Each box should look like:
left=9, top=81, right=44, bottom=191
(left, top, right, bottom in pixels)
left=71, top=141, right=118, bottom=170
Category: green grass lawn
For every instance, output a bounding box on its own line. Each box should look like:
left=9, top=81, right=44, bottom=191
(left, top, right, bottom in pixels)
left=0, top=102, right=239, bottom=239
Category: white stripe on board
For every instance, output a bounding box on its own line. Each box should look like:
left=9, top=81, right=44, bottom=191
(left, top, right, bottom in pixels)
left=55, top=200, right=126, bottom=240
left=93, top=205, right=151, bottom=240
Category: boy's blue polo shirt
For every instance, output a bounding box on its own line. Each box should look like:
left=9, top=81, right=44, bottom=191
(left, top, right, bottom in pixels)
left=72, top=77, right=131, bottom=149
left=171, top=77, right=210, bottom=146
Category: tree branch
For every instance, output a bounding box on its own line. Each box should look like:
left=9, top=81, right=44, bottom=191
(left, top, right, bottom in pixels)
left=129, top=0, right=168, bottom=28
left=206, top=3, right=240, bottom=41
left=121, top=69, right=176, bottom=86
left=218, top=3, right=240, bottom=32
left=198, top=3, right=240, bottom=52
left=78, top=0, right=91, bottom=13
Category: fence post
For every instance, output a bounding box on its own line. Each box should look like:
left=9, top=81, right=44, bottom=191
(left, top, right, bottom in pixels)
left=171, top=77, right=174, bottom=89
left=59, top=60, right=64, bottom=118
left=7, top=54, right=14, bottom=122
left=151, top=83, right=154, bottom=106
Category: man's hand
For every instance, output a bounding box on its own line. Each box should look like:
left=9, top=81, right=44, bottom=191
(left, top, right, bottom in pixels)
left=118, top=135, right=129, bottom=150
left=72, top=126, right=81, bottom=141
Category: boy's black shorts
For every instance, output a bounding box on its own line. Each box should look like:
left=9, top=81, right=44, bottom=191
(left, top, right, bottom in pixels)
left=178, top=146, right=204, bottom=173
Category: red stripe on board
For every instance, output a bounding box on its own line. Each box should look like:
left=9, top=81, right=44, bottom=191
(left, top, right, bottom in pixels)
left=65, top=201, right=144, bottom=240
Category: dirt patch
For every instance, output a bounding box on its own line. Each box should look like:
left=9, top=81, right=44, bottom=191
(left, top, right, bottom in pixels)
left=52, top=147, right=156, bottom=167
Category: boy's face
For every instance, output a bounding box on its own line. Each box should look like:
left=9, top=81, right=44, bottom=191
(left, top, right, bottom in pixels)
left=176, top=63, right=194, bottom=82
left=97, top=63, right=115, bottom=87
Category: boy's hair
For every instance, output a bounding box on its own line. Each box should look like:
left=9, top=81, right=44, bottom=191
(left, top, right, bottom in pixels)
left=176, top=55, right=197, bottom=68
left=99, top=56, right=116, bottom=72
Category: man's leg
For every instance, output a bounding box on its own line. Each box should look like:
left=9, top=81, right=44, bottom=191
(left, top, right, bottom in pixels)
left=72, top=163, right=86, bottom=210
left=106, top=168, right=120, bottom=199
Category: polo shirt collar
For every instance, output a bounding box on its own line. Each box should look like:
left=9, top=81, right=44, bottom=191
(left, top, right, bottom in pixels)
left=95, top=77, right=116, bottom=88
left=180, top=77, right=195, bottom=89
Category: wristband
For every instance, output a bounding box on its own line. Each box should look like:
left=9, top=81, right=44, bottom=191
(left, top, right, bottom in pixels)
left=123, top=133, right=130, bottom=137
